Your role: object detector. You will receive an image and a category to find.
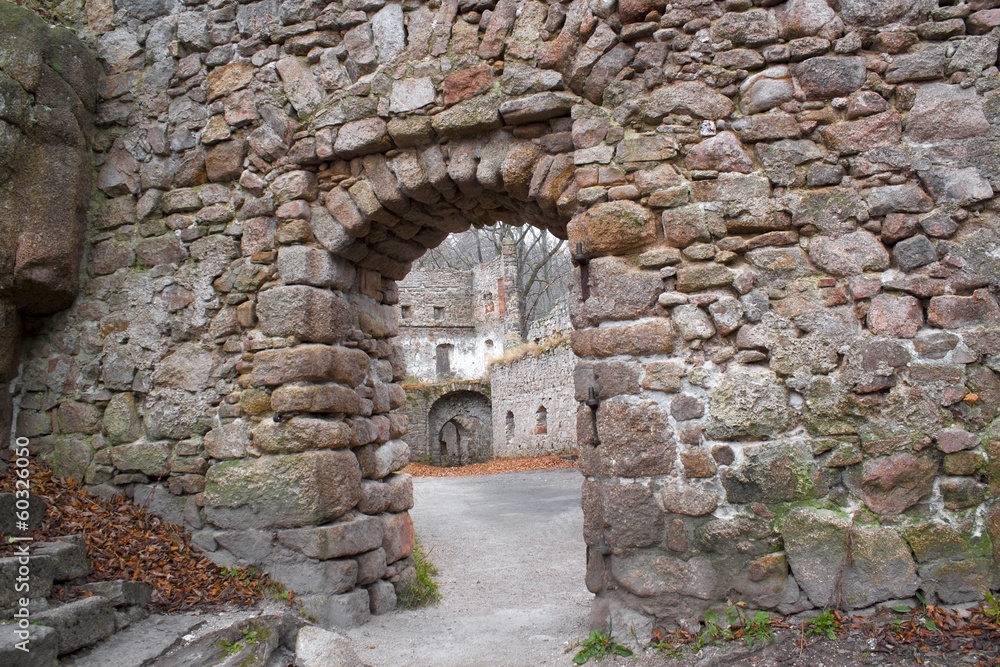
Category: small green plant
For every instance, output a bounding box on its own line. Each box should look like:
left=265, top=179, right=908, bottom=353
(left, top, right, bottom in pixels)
left=219, top=639, right=242, bottom=656
left=397, top=538, right=442, bottom=608
left=650, top=639, right=683, bottom=659
left=984, top=592, right=1000, bottom=624
left=743, top=610, right=775, bottom=648
left=805, top=609, right=841, bottom=640
left=572, top=628, right=633, bottom=665
left=693, top=609, right=734, bottom=652
left=692, top=604, right=774, bottom=652
left=218, top=625, right=266, bottom=658
left=264, top=581, right=292, bottom=603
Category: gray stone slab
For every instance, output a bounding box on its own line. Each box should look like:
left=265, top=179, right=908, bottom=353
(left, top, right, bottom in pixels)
left=60, top=614, right=205, bottom=667
left=0, top=622, right=58, bottom=667
left=33, top=596, right=115, bottom=656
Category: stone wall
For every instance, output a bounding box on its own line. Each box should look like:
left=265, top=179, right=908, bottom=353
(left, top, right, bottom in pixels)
left=490, top=341, right=577, bottom=456
left=7, top=0, right=1000, bottom=637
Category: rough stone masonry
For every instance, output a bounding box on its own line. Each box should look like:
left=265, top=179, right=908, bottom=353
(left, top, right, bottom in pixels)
left=3, top=0, right=1000, bottom=635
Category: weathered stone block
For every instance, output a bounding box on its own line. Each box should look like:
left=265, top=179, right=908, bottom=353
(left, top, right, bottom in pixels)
left=611, top=550, right=716, bottom=599
left=706, top=367, right=793, bottom=440
left=936, top=428, right=981, bottom=454
left=808, top=230, right=890, bottom=276
left=270, top=384, right=361, bottom=415
left=648, top=81, right=734, bottom=120
left=372, top=440, right=409, bottom=479
left=109, top=440, right=171, bottom=477
left=723, top=441, right=823, bottom=504
left=782, top=508, right=918, bottom=609
left=382, top=512, right=414, bottom=564
left=34, top=596, right=116, bottom=656
left=685, top=132, right=754, bottom=173
left=204, top=451, right=361, bottom=529
left=567, top=201, right=656, bottom=256
left=711, top=9, right=779, bottom=47
left=571, top=320, right=675, bottom=358
left=850, top=453, right=938, bottom=515
left=204, top=420, right=250, bottom=460
left=78, top=580, right=152, bottom=607
left=867, top=294, right=924, bottom=338
left=257, top=285, right=352, bottom=343
left=794, top=56, right=865, bottom=99
left=941, top=478, right=988, bottom=510
left=278, top=513, right=384, bottom=560
left=334, top=118, right=392, bottom=159
left=661, top=205, right=721, bottom=248
left=590, top=401, right=675, bottom=478
left=431, top=92, right=503, bottom=137
left=33, top=540, right=87, bottom=582
left=821, top=111, right=901, bottom=154
left=675, top=263, right=733, bottom=292
left=251, top=417, right=352, bottom=454
left=249, top=345, right=368, bottom=387
left=499, top=92, right=578, bottom=125
left=0, top=623, right=56, bottom=666
left=905, top=83, right=990, bottom=142
left=600, top=482, right=663, bottom=550
left=277, top=246, right=356, bottom=290
left=660, top=484, right=719, bottom=516
left=927, top=290, right=1000, bottom=328
left=152, top=344, right=217, bottom=393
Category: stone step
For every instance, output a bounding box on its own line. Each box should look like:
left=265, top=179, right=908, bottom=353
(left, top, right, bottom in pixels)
left=33, top=596, right=116, bottom=657
left=33, top=538, right=89, bottom=583
left=0, top=493, right=46, bottom=534
left=0, top=622, right=58, bottom=667
left=0, top=554, right=55, bottom=616
left=77, top=580, right=152, bottom=609
left=59, top=614, right=205, bottom=667
left=152, top=615, right=301, bottom=667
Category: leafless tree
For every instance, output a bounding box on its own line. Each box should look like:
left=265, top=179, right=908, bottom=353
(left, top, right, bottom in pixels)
left=413, top=224, right=572, bottom=324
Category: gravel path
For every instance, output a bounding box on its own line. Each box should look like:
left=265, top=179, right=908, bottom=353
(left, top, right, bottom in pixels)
left=346, top=468, right=591, bottom=667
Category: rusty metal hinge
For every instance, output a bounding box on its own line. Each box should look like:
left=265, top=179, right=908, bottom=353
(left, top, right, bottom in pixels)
left=572, top=242, right=591, bottom=301
left=585, top=386, right=600, bottom=447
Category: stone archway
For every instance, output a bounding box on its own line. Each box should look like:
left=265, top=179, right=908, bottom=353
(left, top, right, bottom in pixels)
left=10, top=0, right=1000, bottom=637
left=428, top=390, right=493, bottom=466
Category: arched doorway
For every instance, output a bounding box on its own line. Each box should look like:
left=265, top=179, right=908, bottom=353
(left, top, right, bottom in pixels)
left=427, top=391, right=493, bottom=466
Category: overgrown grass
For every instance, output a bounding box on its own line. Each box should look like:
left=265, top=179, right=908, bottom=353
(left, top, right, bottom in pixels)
left=486, top=332, right=570, bottom=368
left=397, top=538, right=441, bottom=608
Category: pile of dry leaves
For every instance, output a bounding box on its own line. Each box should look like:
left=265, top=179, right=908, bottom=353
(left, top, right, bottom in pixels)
left=0, top=465, right=268, bottom=612
left=406, top=453, right=578, bottom=477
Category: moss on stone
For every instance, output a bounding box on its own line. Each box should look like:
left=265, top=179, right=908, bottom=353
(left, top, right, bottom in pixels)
left=903, top=521, right=968, bottom=563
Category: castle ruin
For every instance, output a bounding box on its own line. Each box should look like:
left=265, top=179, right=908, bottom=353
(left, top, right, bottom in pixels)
left=1, top=0, right=999, bottom=636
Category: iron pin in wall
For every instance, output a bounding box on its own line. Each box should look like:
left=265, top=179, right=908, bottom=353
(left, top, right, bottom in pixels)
left=571, top=242, right=591, bottom=301
left=585, top=386, right=600, bottom=447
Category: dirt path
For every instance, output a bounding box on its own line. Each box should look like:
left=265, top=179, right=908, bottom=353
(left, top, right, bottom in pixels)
left=345, top=468, right=591, bottom=667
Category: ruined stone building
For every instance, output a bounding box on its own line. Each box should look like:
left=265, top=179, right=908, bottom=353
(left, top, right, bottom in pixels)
left=395, top=241, right=576, bottom=465
left=2, top=0, right=1000, bottom=639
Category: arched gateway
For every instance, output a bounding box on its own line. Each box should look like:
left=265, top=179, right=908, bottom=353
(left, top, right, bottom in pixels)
left=5, top=0, right=1000, bottom=634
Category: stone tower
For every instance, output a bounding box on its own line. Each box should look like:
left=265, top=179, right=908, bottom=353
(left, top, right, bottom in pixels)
left=500, top=235, right=524, bottom=348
